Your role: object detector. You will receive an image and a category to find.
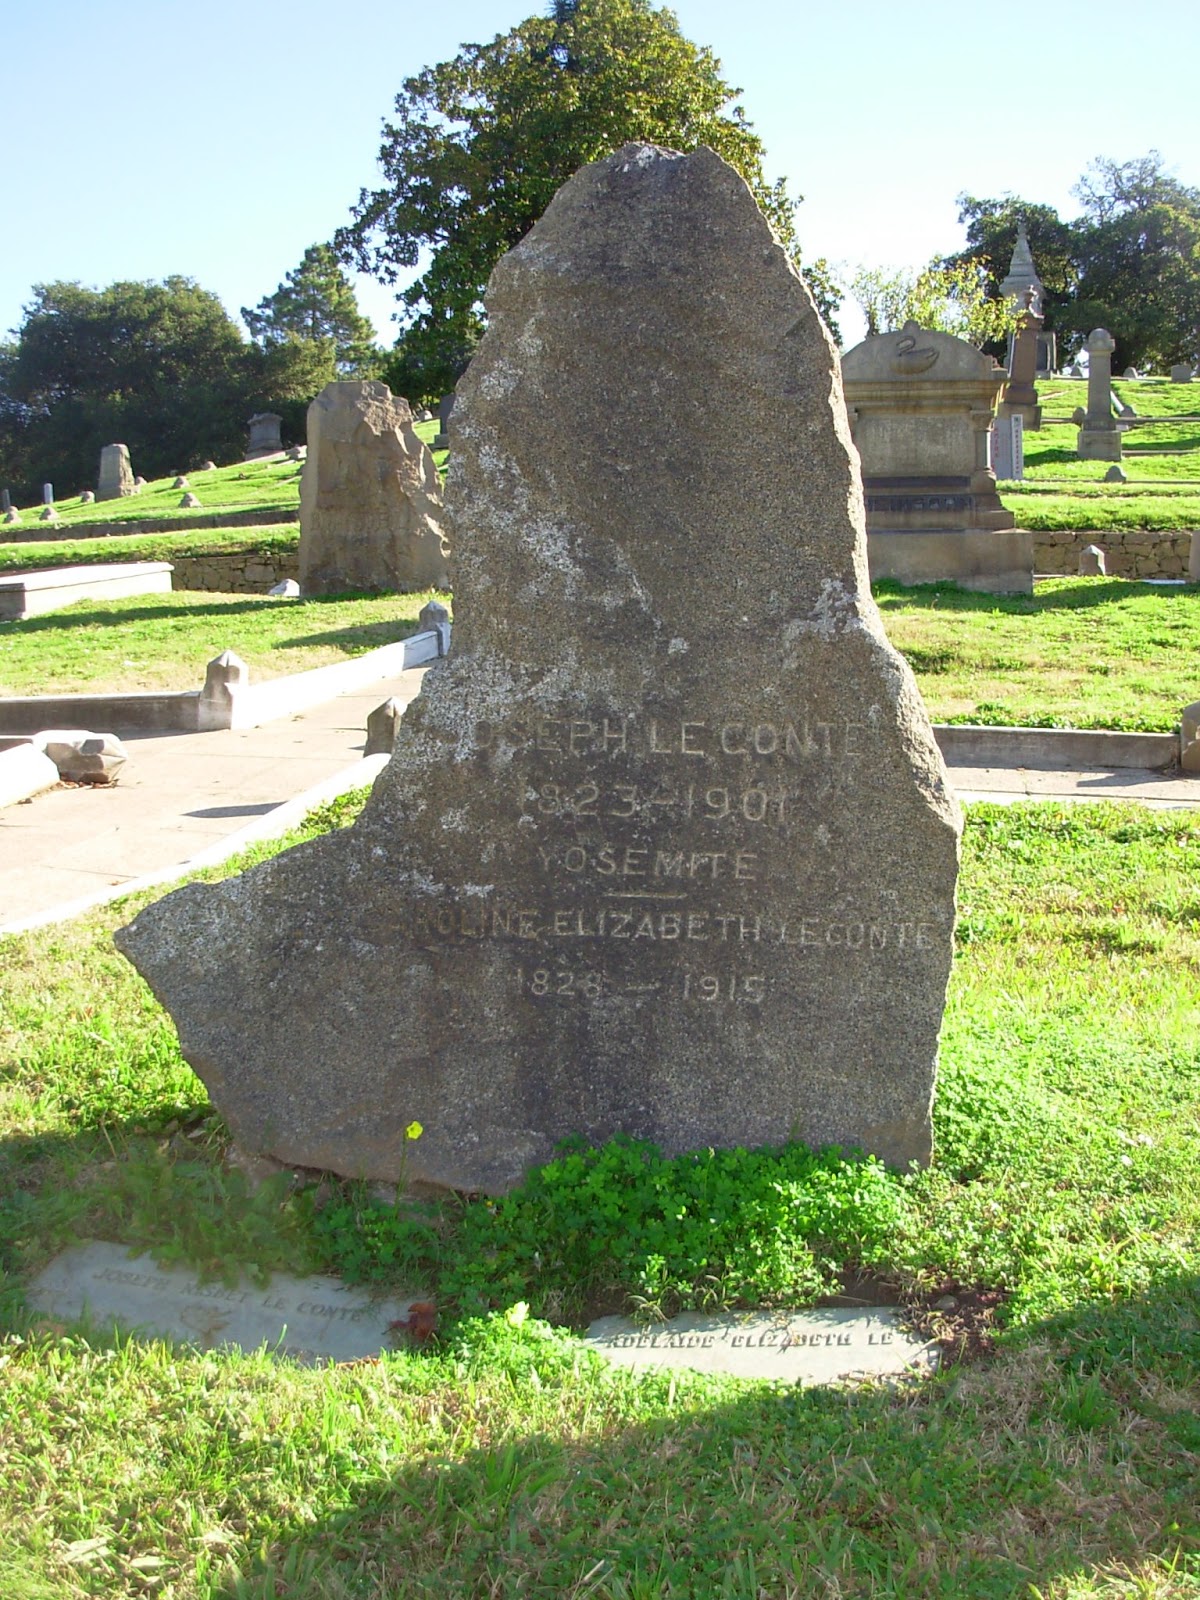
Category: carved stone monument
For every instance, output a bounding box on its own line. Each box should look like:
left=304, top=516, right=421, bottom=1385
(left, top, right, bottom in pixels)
left=1074, top=330, right=1122, bottom=462
left=841, top=324, right=1033, bottom=593
left=245, top=413, right=283, bottom=459
left=97, top=443, right=136, bottom=501
left=999, top=291, right=1043, bottom=431
left=298, top=381, right=450, bottom=595
left=116, top=144, right=962, bottom=1193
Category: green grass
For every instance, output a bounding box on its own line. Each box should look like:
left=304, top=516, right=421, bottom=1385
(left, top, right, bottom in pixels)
left=0, top=523, right=300, bottom=577
left=995, top=379, right=1200, bottom=527
left=2, top=799, right=1199, bottom=1596
left=10, top=456, right=303, bottom=528
left=876, top=576, right=1200, bottom=731
left=1037, top=378, right=1200, bottom=423
left=0, top=590, right=450, bottom=695
left=2, top=420, right=446, bottom=532
left=1000, top=488, right=1200, bottom=532
left=3, top=579, right=1195, bottom=731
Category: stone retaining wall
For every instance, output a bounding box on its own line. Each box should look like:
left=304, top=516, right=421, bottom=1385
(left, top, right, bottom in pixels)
left=1033, top=528, right=1195, bottom=579
left=170, top=547, right=300, bottom=593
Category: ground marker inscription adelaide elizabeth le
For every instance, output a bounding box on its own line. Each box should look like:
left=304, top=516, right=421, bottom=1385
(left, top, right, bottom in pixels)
left=116, top=144, right=962, bottom=1195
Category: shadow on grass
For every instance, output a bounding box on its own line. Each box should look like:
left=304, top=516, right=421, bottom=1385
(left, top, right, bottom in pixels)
left=272, top=616, right=420, bottom=654
left=3, top=1110, right=1198, bottom=1596
left=201, top=1274, right=1200, bottom=1600
left=873, top=577, right=1200, bottom=614
left=2, top=596, right=283, bottom=636
left=2, top=592, right=425, bottom=644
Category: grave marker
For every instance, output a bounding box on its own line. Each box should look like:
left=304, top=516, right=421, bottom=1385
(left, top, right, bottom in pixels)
left=97, top=443, right=136, bottom=501
left=28, top=1239, right=419, bottom=1364
left=117, top=145, right=962, bottom=1194
left=1074, top=329, right=1122, bottom=461
left=587, top=1307, right=939, bottom=1385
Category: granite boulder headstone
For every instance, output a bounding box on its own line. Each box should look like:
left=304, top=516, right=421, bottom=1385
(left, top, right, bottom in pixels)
left=116, top=144, right=962, bottom=1194
left=298, top=380, right=450, bottom=595
left=97, top=444, right=136, bottom=501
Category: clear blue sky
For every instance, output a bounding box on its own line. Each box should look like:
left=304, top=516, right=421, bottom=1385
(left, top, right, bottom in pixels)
left=4, top=0, right=1198, bottom=351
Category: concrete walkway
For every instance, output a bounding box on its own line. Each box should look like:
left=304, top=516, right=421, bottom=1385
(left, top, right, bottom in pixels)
left=0, top=664, right=430, bottom=932
left=2, top=677, right=1199, bottom=935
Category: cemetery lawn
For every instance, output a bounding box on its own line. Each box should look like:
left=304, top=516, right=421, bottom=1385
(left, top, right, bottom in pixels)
left=0, top=590, right=450, bottom=696
left=0, top=522, right=300, bottom=577
left=2, top=799, right=1199, bottom=1598
left=997, top=377, right=1200, bottom=529
left=1, top=420, right=446, bottom=533
left=878, top=576, right=1200, bottom=732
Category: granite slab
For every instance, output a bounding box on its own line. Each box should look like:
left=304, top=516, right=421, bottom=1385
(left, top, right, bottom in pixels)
left=586, top=1307, right=939, bottom=1386
left=26, top=1239, right=419, bottom=1364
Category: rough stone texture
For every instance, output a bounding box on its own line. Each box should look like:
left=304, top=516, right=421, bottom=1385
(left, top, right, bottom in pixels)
left=1182, top=702, right=1200, bottom=775
left=841, top=323, right=1031, bottom=595
left=298, top=381, right=450, bottom=596
left=169, top=546, right=300, bottom=593
left=97, top=444, right=136, bottom=501
left=35, top=729, right=128, bottom=784
left=116, top=144, right=962, bottom=1193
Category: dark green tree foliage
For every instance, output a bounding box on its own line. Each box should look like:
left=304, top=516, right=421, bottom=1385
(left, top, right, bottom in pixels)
left=242, top=243, right=381, bottom=378
left=944, top=153, right=1200, bottom=370
left=0, top=278, right=322, bottom=501
left=340, top=0, right=835, bottom=399
left=1067, top=154, right=1200, bottom=370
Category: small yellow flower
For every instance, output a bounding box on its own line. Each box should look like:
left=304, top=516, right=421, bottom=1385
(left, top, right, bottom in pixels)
left=505, top=1301, right=530, bottom=1327
left=405, top=1121, right=424, bottom=1141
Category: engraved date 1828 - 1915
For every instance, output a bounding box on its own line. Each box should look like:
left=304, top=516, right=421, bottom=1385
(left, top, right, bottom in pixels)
left=516, top=966, right=765, bottom=1005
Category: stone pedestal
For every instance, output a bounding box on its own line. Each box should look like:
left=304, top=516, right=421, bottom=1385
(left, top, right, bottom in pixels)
left=245, top=413, right=283, bottom=459
left=842, top=322, right=1031, bottom=594
left=1075, top=329, right=1122, bottom=462
left=999, top=293, right=1043, bottom=430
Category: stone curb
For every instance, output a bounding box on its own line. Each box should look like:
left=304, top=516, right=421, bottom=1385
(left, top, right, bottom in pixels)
left=0, top=752, right=391, bottom=939
left=933, top=724, right=1178, bottom=771
left=0, top=629, right=444, bottom=737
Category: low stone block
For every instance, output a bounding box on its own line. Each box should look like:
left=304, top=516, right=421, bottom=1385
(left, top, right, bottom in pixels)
left=1079, top=544, right=1107, bottom=576
left=26, top=1239, right=421, bottom=1364
left=0, top=742, right=60, bottom=808
left=586, top=1307, right=939, bottom=1386
left=365, top=696, right=408, bottom=755
left=35, top=729, right=128, bottom=785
